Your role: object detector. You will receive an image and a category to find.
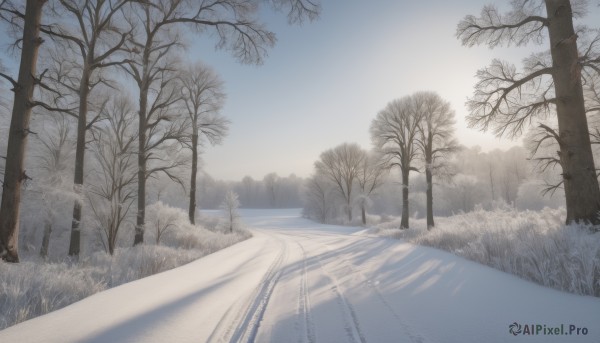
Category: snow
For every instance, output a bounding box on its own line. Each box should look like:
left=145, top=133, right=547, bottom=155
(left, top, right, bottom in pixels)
left=1, top=209, right=598, bottom=343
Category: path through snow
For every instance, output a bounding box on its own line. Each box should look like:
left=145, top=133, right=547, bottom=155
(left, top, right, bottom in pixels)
left=1, top=209, right=598, bottom=342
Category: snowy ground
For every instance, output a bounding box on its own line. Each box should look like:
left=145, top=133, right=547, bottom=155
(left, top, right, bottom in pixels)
left=1, top=209, right=598, bottom=343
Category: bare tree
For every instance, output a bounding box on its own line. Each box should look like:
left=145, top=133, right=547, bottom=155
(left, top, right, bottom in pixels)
left=35, top=113, right=74, bottom=258
left=0, top=0, right=47, bottom=262
left=371, top=97, right=422, bottom=229
left=269, top=0, right=320, bottom=24
left=413, top=91, right=459, bottom=229
left=220, top=190, right=240, bottom=233
left=356, top=152, right=385, bottom=225
left=178, top=61, right=228, bottom=224
left=315, top=143, right=365, bottom=223
left=240, top=175, right=256, bottom=206
left=457, top=0, right=600, bottom=224
left=125, top=56, right=188, bottom=246
left=263, top=172, right=280, bottom=208
left=122, top=0, right=280, bottom=245
left=88, top=95, right=137, bottom=255
left=38, top=0, right=134, bottom=257
left=119, top=0, right=320, bottom=243
left=302, top=173, right=334, bottom=223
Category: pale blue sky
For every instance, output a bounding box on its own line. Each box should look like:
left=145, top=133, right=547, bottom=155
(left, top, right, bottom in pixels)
left=192, top=0, right=546, bottom=181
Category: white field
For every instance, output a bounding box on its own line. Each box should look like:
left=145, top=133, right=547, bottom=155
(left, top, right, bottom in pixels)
left=1, top=209, right=598, bottom=343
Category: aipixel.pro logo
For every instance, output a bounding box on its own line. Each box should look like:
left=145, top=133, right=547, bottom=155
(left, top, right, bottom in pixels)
left=509, top=322, right=588, bottom=336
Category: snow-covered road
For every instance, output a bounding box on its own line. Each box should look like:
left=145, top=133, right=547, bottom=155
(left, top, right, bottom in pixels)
left=1, top=209, right=599, bottom=343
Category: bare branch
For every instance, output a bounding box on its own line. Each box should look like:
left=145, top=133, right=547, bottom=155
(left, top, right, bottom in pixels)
left=457, top=2, right=547, bottom=48
left=466, top=58, right=555, bottom=138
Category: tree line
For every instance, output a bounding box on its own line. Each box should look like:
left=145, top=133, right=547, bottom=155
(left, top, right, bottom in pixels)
left=305, top=0, right=600, bottom=230
left=154, top=172, right=304, bottom=210
left=0, top=0, right=320, bottom=262
left=305, top=92, right=459, bottom=230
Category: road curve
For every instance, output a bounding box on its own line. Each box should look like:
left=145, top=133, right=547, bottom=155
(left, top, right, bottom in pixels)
left=1, top=209, right=598, bottom=343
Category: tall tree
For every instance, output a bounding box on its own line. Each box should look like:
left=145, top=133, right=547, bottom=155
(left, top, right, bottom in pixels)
left=178, top=61, right=228, bottom=224
left=41, top=0, right=134, bottom=257
left=123, top=0, right=277, bottom=245
left=413, top=91, right=459, bottom=229
left=356, top=152, right=385, bottom=225
left=220, top=190, right=240, bottom=233
left=35, top=113, right=74, bottom=258
left=371, top=97, right=422, bottom=229
left=315, top=143, right=365, bottom=222
left=457, top=0, right=600, bottom=224
left=0, top=0, right=47, bottom=262
left=303, top=173, right=334, bottom=223
left=88, top=95, right=137, bottom=255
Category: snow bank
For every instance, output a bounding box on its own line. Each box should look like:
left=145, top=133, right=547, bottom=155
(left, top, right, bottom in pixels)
left=372, top=207, right=600, bottom=297
left=0, top=203, right=251, bottom=330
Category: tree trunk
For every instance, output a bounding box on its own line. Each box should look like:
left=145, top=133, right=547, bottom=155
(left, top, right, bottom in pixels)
left=188, top=131, right=198, bottom=224
left=400, top=168, right=410, bottom=229
left=488, top=164, right=495, bottom=202
left=68, top=64, right=91, bottom=257
left=361, top=203, right=366, bottom=225
left=39, top=221, right=52, bottom=258
left=347, top=198, right=352, bottom=223
left=134, top=84, right=148, bottom=245
left=0, top=0, right=45, bottom=262
left=108, top=212, right=116, bottom=255
left=109, top=232, right=115, bottom=255
left=425, top=134, right=434, bottom=229
left=134, top=124, right=146, bottom=245
left=426, top=158, right=434, bottom=230
left=545, top=0, right=600, bottom=224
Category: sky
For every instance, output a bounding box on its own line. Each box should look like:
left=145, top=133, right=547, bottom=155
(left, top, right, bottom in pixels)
left=189, top=0, right=551, bottom=181
left=1, top=1, right=598, bottom=182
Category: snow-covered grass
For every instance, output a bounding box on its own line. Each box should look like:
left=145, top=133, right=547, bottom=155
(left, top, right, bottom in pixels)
left=371, top=207, right=600, bottom=297
left=0, top=203, right=251, bottom=330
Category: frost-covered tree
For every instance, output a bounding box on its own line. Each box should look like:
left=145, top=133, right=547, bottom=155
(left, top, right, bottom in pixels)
left=303, top=173, right=335, bottom=223
left=240, top=175, right=257, bottom=207
left=263, top=172, right=280, bottom=208
left=356, top=152, right=386, bottom=225
left=0, top=0, right=48, bottom=262
left=39, top=0, right=134, bottom=257
left=413, top=91, right=459, bottom=229
left=371, top=97, right=422, bottom=229
left=220, top=190, right=240, bottom=233
left=178, top=61, right=228, bottom=224
left=315, top=143, right=365, bottom=222
left=88, top=96, right=137, bottom=255
left=34, top=114, right=75, bottom=258
left=146, top=202, right=178, bottom=245
left=457, top=0, right=600, bottom=224
left=123, top=0, right=319, bottom=245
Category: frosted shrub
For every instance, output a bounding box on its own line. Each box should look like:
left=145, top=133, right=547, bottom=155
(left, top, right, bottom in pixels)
left=373, top=207, right=600, bottom=297
left=0, top=202, right=252, bottom=330
left=0, top=261, right=107, bottom=329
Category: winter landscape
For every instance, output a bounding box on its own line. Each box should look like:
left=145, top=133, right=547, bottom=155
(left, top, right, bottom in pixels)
left=1, top=0, right=600, bottom=342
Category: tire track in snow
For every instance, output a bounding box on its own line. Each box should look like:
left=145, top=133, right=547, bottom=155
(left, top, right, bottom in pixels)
left=207, top=231, right=287, bottom=343
left=293, top=240, right=317, bottom=343
left=317, top=238, right=427, bottom=343
left=310, top=244, right=368, bottom=343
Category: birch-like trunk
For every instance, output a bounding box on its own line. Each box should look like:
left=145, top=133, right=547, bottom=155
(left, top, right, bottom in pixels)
left=188, top=130, right=198, bottom=224
left=0, top=0, right=45, bottom=262
left=545, top=0, right=600, bottom=224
